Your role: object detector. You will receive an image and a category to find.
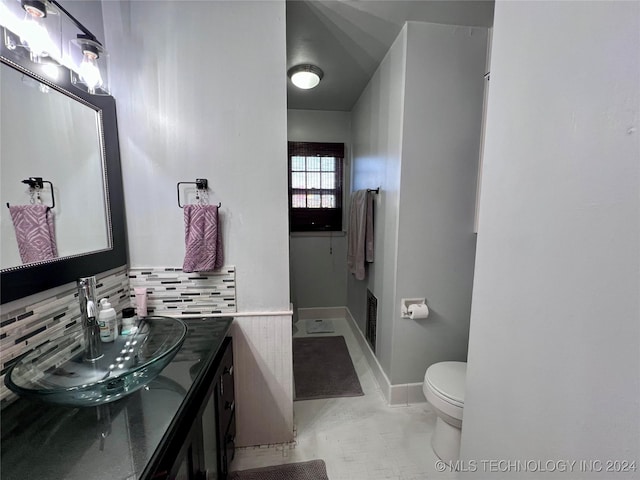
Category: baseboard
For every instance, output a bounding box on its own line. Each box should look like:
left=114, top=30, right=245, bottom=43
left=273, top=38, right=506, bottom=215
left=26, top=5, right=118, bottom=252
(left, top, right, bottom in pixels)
left=345, top=307, right=426, bottom=406
left=296, top=306, right=348, bottom=320
left=390, top=383, right=427, bottom=405
left=344, top=307, right=392, bottom=404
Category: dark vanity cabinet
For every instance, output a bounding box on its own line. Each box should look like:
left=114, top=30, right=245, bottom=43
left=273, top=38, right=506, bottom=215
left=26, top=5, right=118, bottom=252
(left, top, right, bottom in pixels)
left=214, top=338, right=236, bottom=478
left=146, top=335, right=236, bottom=480
left=0, top=318, right=235, bottom=480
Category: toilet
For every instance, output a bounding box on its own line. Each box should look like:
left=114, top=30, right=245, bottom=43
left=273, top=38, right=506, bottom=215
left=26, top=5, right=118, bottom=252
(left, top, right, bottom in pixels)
left=423, top=361, right=466, bottom=462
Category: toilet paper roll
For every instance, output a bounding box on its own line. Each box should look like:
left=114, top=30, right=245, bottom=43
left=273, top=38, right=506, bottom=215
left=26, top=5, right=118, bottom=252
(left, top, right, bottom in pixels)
left=408, top=303, right=429, bottom=320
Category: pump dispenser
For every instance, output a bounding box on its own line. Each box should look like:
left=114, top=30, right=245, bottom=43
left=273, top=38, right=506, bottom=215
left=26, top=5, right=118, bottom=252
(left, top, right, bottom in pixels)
left=98, top=298, right=117, bottom=342
left=121, top=307, right=136, bottom=336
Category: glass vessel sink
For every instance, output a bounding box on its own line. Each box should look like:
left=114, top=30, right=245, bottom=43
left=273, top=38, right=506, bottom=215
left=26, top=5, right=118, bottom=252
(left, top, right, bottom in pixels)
left=5, top=316, right=187, bottom=406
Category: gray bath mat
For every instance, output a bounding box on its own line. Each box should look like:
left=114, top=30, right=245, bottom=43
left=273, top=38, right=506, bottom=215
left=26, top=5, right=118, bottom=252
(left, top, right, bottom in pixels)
left=293, top=336, right=364, bottom=400
left=305, top=318, right=334, bottom=334
left=229, top=459, right=329, bottom=480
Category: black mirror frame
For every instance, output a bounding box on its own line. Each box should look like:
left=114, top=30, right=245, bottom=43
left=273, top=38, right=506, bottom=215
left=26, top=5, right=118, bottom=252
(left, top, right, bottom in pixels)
left=1, top=52, right=127, bottom=304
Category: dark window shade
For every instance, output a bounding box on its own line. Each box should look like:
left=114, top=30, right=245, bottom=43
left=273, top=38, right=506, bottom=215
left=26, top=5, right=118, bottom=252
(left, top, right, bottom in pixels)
left=288, top=142, right=344, bottom=232
left=289, top=142, right=345, bottom=158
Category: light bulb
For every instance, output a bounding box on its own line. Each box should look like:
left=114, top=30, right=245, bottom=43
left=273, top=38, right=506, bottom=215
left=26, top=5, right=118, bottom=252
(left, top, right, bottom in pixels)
left=291, top=71, right=320, bottom=89
left=21, top=12, right=52, bottom=60
left=79, top=51, right=103, bottom=94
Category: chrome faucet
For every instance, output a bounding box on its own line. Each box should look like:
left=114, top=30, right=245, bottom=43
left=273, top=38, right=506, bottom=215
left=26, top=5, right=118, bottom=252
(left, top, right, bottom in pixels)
left=78, top=276, right=103, bottom=361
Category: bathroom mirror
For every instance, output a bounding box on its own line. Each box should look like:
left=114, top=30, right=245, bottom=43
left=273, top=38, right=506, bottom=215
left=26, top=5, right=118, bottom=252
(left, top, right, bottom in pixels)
left=0, top=54, right=127, bottom=304
left=1, top=61, right=109, bottom=268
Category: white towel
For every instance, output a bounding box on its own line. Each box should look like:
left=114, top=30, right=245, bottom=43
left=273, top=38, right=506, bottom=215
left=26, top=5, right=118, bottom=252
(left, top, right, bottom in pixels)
left=347, top=190, right=374, bottom=280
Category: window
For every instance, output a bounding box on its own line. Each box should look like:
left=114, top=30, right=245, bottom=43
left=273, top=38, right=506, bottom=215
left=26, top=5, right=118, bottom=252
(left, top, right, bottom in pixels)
left=288, top=142, right=344, bottom=232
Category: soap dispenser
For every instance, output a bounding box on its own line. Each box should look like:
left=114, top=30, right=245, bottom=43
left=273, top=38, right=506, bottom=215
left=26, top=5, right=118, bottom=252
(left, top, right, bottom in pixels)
left=99, top=298, right=117, bottom=342
left=121, top=307, right=136, bottom=336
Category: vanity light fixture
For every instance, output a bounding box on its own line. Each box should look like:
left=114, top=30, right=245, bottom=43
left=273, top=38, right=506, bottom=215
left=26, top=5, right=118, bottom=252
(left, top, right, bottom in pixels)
left=70, top=34, right=108, bottom=95
left=288, top=64, right=323, bottom=90
left=0, top=0, right=61, bottom=63
left=0, top=0, right=109, bottom=95
left=20, top=0, right=55, bottom=61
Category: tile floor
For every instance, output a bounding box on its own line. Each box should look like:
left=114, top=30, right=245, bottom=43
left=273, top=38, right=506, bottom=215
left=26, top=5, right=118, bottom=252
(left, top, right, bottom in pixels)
left=230, top=316, right=457, bottom=480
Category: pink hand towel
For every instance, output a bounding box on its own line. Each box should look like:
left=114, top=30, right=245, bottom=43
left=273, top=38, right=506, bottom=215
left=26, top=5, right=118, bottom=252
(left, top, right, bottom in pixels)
left=182, top=204, right=224, bottom=273
left=9, top=204, right=58, bottom=264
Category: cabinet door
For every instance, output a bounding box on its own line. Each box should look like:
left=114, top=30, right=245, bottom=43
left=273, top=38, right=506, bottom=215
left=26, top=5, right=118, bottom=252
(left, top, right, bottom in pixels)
left=202, top=390, right=219, bottom=479
left=223, top=413, right=236, bottom=471
left=215, top=340, right=235, bottom=478
left=217, top=343, right=235, bottom=431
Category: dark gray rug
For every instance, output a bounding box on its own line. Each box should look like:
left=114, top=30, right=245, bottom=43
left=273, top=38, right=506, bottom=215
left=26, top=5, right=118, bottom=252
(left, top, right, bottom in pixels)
left=229, top=459, right=329, bottom=480
left=293, top=336, right=364, bottom=400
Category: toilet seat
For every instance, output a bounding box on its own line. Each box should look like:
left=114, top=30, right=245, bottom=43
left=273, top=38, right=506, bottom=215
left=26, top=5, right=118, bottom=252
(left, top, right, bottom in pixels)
left=423, top=361, right=467, bottom=462
left=425, top=361, right=466, bottom=408
left=423, top=361, right=466, bottom=422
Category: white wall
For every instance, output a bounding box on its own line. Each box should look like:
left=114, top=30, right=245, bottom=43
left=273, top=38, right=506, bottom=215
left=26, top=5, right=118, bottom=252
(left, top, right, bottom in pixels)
left=101, top=0, right=293, bottom=447
left=392, top=22, right=485, bottom=384
left=288, top=109, right=350, bottom=309
left=349, top=22, right=486, bottom=386
left=288, top=110, right=350, bottom=144
left=349, top=27, right=407, bottom=377
left=461, top=1, right=640, bottom=470
left=102, top=0, right=290, bottom=312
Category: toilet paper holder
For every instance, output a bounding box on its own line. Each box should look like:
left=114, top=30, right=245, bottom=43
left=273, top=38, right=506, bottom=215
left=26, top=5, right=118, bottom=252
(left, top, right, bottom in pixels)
left=401, top=298, right=427, bottom=318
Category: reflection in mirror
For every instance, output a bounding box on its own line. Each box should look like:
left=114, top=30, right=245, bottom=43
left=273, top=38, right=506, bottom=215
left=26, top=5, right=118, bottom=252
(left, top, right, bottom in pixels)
left=0, top=52, right=126, bottom=305
left=1, top=61, right=110, bottom=269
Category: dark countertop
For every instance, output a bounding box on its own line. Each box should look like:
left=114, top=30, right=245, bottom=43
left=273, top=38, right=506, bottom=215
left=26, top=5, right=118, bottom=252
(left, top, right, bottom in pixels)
left=0, top=316, right=233, bottom=480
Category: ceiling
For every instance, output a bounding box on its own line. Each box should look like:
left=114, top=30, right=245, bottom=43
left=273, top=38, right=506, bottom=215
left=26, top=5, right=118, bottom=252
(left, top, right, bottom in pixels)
left=286, top=0, right=495, bottom=111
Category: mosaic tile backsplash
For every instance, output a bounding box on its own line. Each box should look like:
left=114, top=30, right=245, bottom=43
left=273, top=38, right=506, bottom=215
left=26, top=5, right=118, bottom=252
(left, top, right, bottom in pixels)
left=128, top=266, right=237, bottom=316
left=0, top=268, right=130, bottom=404
left=0, top=266, right=237, bottom=406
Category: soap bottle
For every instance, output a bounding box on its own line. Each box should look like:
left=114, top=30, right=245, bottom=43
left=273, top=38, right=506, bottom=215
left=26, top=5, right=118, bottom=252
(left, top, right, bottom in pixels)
left=99, top=298, right=117, bottom=342
left=121, top=307, right=136, bottom=336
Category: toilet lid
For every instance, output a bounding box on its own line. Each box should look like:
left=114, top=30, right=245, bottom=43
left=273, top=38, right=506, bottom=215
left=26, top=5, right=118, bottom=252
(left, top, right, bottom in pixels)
left=425, top=361, right=466, bottom=405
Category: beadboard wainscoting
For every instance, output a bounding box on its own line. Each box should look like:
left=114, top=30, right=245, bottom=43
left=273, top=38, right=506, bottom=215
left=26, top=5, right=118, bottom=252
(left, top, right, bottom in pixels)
left=128, top=267, right=236, bottom=316
left=231, top=312, right=294, bottom=447
left=0, top=267, right=130, bottom=405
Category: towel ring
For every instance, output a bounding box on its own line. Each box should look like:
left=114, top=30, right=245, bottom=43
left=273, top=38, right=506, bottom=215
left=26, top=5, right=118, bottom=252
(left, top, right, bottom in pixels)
left=177, top=178, right=221, bottom=208
left=6, top=177, right=55, bottom=209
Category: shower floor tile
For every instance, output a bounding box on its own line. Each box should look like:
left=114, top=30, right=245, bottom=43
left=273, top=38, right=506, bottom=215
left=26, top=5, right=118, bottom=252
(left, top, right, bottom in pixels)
left=231, top=315, right=458, bottom=480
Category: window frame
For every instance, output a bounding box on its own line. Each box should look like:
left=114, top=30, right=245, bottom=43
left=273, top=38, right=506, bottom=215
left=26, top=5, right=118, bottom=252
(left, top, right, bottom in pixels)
left=288, top=141, right=344, bottom=233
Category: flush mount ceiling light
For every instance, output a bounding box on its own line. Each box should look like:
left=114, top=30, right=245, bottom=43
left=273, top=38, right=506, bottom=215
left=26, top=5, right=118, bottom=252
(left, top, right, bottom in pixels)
left=288, top=64, right=323, bottom=90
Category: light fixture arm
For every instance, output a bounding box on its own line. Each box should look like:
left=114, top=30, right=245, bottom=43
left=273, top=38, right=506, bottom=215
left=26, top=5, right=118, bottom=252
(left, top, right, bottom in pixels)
left=48, top=0, right=102, bottom=46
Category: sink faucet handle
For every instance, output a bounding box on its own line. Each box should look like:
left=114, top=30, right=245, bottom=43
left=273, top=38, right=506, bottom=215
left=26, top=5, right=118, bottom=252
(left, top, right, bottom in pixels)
left=86, top=299, right=96, bottom=319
